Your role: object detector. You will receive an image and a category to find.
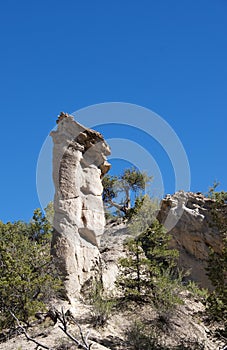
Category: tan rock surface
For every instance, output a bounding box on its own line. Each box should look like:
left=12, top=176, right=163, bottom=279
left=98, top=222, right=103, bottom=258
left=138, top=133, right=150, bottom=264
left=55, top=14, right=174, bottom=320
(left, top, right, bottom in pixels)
left=158, top=191, right=223, bottom=288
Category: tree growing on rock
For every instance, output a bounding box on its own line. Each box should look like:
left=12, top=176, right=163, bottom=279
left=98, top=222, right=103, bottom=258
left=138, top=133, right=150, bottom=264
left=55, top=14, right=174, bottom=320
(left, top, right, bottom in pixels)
left=102, top=168, right=152, bottom=215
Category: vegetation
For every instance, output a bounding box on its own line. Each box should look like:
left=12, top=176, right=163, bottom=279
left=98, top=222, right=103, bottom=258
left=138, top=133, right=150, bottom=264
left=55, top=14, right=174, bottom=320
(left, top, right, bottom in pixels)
left=125, top=320, right=161, bottom=350
left=127, top=194, right=159, bottom=231
left=102, top=167, right=152, bottom=215
left=125, top=320, right=205, bottom=350
left=117, top=206, right=182, bottom=315
left=90, top=281, right=115, bottom=326
left=206, top=183, right=227, bottom=327
left=1, top=174, right=227, bottom=349
left=186, top=281, right=208, bottom=302
left=117, top=235, right=151, bottom=300
left=0, top=208, right=62, bottom=329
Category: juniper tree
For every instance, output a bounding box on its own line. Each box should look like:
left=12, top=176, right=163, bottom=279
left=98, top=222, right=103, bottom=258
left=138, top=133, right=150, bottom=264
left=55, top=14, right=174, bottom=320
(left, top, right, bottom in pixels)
left=0, top=208, right=62, bottom=329
left=102, top=168, right=152, bottom=215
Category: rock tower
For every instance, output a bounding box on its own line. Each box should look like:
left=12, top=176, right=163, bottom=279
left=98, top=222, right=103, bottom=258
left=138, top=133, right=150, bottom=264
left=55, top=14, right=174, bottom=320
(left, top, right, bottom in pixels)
left=51, top=112, right=111, bottom=299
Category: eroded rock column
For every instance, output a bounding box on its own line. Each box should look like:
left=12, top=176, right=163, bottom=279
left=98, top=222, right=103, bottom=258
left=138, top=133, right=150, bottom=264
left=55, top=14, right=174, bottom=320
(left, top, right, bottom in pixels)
left=50, top=113, right=111, bottom=299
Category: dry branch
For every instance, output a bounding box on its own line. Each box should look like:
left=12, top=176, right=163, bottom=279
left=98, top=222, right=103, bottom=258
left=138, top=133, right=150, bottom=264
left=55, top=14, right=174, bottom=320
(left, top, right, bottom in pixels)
left=10, top=308, right=92, bottom=350
left=10, top=311, right=53, bottom=350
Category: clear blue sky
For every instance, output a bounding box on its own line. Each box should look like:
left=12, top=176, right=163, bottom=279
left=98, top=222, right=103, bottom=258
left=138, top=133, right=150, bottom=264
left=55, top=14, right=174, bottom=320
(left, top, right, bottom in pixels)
left=0, top=0, right=226, bottom=222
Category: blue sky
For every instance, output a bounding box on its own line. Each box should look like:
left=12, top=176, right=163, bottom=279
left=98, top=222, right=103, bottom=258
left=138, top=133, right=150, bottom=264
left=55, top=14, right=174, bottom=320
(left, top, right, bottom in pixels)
left=0, top=0, right=227, bottom=222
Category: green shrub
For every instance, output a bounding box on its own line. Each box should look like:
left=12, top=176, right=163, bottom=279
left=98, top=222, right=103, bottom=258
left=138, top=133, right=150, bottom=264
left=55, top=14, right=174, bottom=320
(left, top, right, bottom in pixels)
left=186, top=280, right=208, bottom=302
left=90, top=281, right=115, bottom=326
left=151, top=269, right=183, bottom=319
left=125, top=321, right=161, bottom=350
left=0, top=209, right=63, bottom=329
left=126, top=320, right=205, bottom=350
left=206, top=185, right=227, bottom=325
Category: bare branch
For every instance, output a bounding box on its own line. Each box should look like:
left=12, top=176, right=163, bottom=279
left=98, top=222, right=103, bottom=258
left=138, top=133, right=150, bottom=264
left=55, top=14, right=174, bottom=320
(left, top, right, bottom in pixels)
left=55, top=308, right=92, bottom=350
left=109, top=200, right=124, bottom=211
left=85, top=330, right=90, bottom=345
left=67, top=312, right=91, bottom=349
left=10, top=308, right=92, bottom=350
left=10, top=312, right=53, bottom=350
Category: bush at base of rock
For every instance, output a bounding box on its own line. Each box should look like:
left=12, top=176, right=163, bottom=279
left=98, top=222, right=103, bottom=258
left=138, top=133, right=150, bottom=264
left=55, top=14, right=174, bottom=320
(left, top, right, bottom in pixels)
left=0, top=209, right=63, bottom=329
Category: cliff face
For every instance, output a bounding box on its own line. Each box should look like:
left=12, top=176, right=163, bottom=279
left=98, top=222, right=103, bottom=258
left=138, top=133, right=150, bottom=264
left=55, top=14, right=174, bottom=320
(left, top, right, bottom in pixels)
left=50, top=113, right=111, bottom=299
left=158, top=191, right=223, bottom=288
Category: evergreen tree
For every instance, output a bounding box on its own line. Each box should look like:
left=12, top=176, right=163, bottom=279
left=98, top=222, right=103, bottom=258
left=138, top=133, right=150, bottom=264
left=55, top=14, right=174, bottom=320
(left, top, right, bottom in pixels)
left=140, top=220, right=179, bottom=272
left=206, top=184, right=227, bottom=324
left=117, top=237, right=151, bottom=300
left=27, top=207, right=52, bottom=243
left=117, top=217, right=181, bottom=311
left=0, top=208, right=62, bottom=329
left=102, top=168, right=152, bottom=215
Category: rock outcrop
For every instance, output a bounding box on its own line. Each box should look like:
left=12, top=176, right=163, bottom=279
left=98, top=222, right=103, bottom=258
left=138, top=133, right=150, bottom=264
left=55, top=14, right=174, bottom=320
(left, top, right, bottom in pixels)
left=50, top=112, right=223, bottom=296
left=51, top=113, right=111, bottom=299
left=158, top=191, right=223, bottom=288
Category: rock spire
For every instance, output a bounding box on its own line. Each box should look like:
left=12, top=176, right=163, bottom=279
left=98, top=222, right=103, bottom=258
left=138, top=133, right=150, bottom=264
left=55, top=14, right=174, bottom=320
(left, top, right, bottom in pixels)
left=50, top=112, right=111, bottom=299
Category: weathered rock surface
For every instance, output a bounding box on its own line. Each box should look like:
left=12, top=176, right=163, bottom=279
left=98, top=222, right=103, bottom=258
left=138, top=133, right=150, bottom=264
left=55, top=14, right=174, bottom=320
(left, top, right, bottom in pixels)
left=51, top=112, right=111, bottom=299
left=100, top=219, right=130, bottom=293
left=158, top=191, right=223, bottom=288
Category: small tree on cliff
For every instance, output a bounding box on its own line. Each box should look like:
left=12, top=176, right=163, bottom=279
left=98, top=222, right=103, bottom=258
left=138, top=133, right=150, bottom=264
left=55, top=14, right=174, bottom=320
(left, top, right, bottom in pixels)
left=102, top=168, right=152, bottom=215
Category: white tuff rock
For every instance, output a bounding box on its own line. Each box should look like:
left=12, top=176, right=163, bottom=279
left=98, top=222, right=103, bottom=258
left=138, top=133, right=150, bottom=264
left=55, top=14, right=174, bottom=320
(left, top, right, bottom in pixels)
left=51, top=112, right=111, bottom=299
